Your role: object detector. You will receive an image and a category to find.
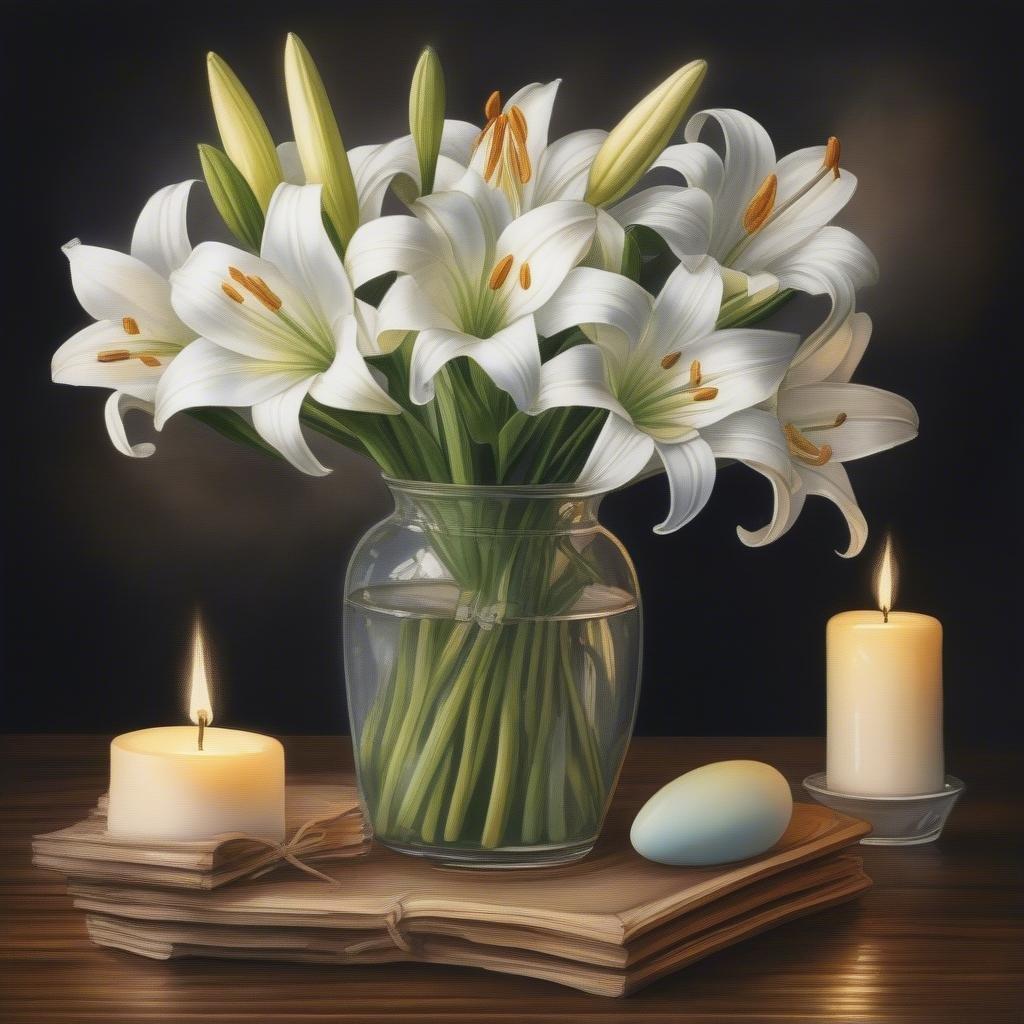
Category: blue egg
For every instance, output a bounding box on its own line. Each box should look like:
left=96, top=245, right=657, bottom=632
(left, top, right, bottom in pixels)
left=630, top=760, right=794, bottom=866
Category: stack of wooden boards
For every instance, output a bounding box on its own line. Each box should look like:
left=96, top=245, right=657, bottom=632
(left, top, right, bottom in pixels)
left=34, top=780, right=870, bottom=996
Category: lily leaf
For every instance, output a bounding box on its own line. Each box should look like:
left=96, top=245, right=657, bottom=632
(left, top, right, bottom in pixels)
left=198, top=144, right=264, bottom=252
left=188, top=407, right=281, bottom=459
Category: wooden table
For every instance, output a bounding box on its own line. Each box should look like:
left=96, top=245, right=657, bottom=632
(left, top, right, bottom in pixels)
left=1, top=736, right=1020, bottom=1022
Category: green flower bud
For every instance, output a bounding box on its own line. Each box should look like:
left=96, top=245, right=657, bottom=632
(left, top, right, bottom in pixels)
left=585, top=60, right=707, bottom=208
left=409, top=46, right=446, bottom=196
left=198, top=144, right=265, bottom=252
left=206, top=52, right=283, bottom=211
left=284, top=33, right=360, bottom=248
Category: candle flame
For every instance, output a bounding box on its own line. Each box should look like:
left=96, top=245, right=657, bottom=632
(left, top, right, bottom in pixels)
left=874, top=534, right=898, bottom=619
left=188, top=614, right=214, bottom=726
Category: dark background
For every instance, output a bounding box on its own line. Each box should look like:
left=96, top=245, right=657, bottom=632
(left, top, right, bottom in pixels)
left=2, top=0, right=1018, bottom=742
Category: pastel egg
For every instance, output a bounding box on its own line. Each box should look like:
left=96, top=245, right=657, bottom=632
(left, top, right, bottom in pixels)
left=630, top=760, right=793, bottom=866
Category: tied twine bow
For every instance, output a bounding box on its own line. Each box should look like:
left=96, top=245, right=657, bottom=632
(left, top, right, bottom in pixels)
left=245, top=804, right=357, bottom=885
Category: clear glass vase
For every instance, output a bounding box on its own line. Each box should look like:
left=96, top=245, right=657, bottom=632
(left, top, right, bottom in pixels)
left=343, top=479, right=642, bottom=867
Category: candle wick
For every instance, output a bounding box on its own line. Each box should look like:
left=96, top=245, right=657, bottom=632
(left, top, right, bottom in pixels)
left=197, top=710, right=208, bottom=751
left=882, top=607, right=889, bottom=624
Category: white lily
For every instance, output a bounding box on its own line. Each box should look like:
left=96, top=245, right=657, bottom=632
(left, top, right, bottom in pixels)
left=452, top=81, right=709, bottom=269
left=51, top=180, right=197, bottom=457
left=156, top=183, right=401, bottom=476
left=652, top=108, right=878, bottom=337
left=718, top=312, right=918, bottom=556
left=532, top=259, right=798, bottom=532
left=345, top=170, right=597, bottom=410
left=276, top=119, right=479, bottom=224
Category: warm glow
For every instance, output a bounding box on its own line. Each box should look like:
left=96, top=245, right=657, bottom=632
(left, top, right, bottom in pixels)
left=188, top=615, right=214, bottom=725
left=874, top=535, right=898, bottom=617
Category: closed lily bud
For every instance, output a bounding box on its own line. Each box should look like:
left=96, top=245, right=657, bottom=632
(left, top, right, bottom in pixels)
left=207, top=52, right=283, bottom=211
left=585, top=59, right=707, bottom=208
left=409, top=46, right=446, bottom=196
left=198, top=144, right=265, bottom=252
left=284, top=33, right=360, bottom=248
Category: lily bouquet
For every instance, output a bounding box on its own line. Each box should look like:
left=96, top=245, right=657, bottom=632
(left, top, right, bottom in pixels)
left=52, top=38, right=917, bottom=864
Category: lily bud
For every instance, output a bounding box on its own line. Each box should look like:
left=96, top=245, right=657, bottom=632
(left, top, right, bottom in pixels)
left=409, top=46, right=446, bottom=196
left=284, top=33, right=360, bottom=248
left=206, top=53, right=283, bottom=211
left=198, top=144, right=265, bottom=252
left=585, top=59, right=707, bottom=208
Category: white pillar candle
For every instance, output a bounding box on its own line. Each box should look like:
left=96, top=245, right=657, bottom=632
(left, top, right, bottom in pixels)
left=106, top=615, right=285, bottom=842
left=108, top=726, right=285, bottom=841
left=826, top=539, right=944, bottom=796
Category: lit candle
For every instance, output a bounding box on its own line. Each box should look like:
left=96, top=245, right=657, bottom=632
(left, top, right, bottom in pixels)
left=826, top=538, right=944, bottom=796
left=107, top=616, right=285, bottom=841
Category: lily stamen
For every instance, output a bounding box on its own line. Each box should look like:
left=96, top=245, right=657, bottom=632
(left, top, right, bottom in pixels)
left=138, top=354, right=161, bottom=367
left=508, top=106, right=528, bottom=145
left=691, top=387, right=718, bottom=402
left=803, top=411, right=847, bottom=432
left=784, top=422, right=833, bottom=465
left=222, top=283, right=244, bottom=303
left=660, top=351, right=681, bottom=369
left=484, top=115, right=508, bottom=181
left=484, top=90, right=502, bottom=120
left=488, top=254, right=514, bottom=290
left=122, top=316, right=140, bottom=336
left=823, top=135, right=841, bottom=179
left=97, top=349, right=131, bottom=363
left=518, top=262, right=531, bottom=289
left=238, top=272, right=282, bottom=311
left=689, top=359, right=702, bottom=387
left=743, top=174, right=777, bottom=234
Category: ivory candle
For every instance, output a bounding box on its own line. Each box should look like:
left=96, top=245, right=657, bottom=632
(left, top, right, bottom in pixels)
left=826, top=539, right=944, bottom=796
left=106, top=617, right=285, bottom=841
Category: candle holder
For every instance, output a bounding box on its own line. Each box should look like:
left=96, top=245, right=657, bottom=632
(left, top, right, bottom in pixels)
left=801, top=773, right=965, bottom=846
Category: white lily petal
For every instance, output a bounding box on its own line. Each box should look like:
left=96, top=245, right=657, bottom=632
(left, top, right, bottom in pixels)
left=701, top=409, right=797, bottom=547
left=262, top=183, right=355, bottom=327
left=653, top=141, right=725, bottom=200
left=375, top=274, right=459, bottom=352
left=64, top=240, right=187, bottom=341
left=171, top=241, right=327, bottom=363
left=349, top=136, right=419, bottom=220
left=154, top=337, right=310, bottom=429
left=787, top=312, right=871, bottom=387
left=779, top=382, right=919, bottom=462
left=609, top=185, right=712, bottom=261
left=535, top=267, right=653, bottom=360
left=344, top=213, right=443, bottom=288
left=432, top=154, right=470, bottom=194
left=439, top=119, right=480, bottom=166
left=51, top=319, right=179, bottom=402
left=104, top=391, right=157, bottom=458
left=531, top=344, right=629, bottom=419
left=308, top=316, right=401, bottom=415
left=795, top=460, right=868, bottom=558
left=575, top=414, right=654, bottom=493
left=668, top=327, right=799, bottom=428
left=252, top=376, right=329, bottom=476
left=780, top=229, right=877, bottom=365
left=130, top=180, right=196, bottom=278
left=827, top=311, right=873, bottom=385
left=530, top=128, right=607, bottom=206
left=684, top=109, right=776, bottom=257
left=506, top=80, right=561, bottom=174
left=415, top=185, right=492, bottom=285
left=494, top=200, right=597, bottom=321
left=409, top=316, right=541, bottom=410
left=648, top=258, right=723, bottom=355
left=277, top=141, right=305, bottom=184
left=652, top=434, right=717, bottom=534
left=449, top=168, right=514, bottom=251
left=584, top=208, right=627, bottom=271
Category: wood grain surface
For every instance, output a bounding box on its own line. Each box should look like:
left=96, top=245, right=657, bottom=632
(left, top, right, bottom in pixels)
left=1, top=735, right=1020, bottom=1023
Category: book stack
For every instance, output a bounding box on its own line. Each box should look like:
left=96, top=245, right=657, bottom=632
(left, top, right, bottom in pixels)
left=35, top=783, right=870, bottom=996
